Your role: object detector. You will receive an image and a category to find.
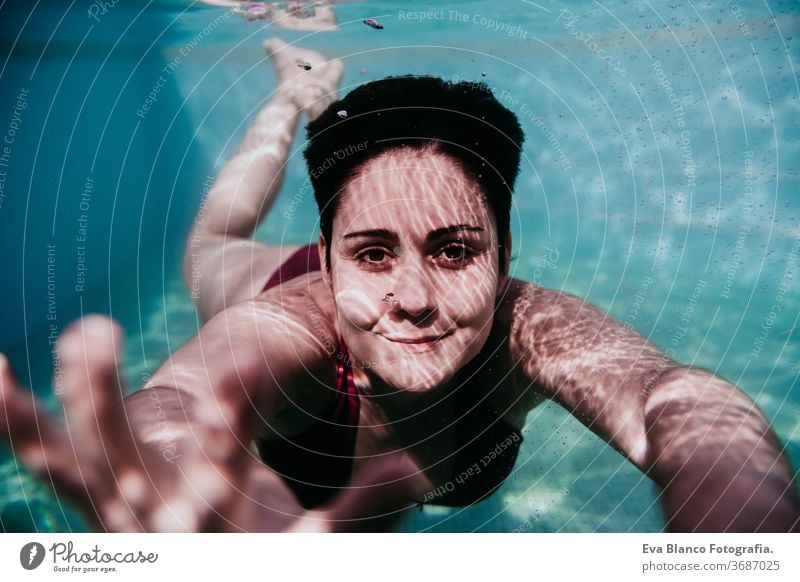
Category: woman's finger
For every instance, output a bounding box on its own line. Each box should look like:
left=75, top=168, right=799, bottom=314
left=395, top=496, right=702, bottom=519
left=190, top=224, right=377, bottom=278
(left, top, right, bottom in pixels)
left=60, top=315, right=151, bottom=469
left=58, top=315, right=126, bottom=452
left=0, top=353, right=91, bottom=505
left=0, top=354, right=63, bottom=449
left=57, top=315, right=149, bottom=530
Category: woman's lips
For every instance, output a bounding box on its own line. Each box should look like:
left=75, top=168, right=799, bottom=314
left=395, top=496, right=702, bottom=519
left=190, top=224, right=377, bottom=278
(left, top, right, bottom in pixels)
left=382, top=331, right=453, bottom=345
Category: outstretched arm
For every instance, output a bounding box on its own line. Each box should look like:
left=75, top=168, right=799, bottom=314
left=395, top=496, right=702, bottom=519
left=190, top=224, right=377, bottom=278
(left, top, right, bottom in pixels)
left=507, top=283, right=799, bottom=532
left=0, top=303, right=419, bottom=531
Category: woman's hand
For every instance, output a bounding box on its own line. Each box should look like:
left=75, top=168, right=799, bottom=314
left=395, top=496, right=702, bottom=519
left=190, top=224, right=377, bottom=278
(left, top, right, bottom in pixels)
left=0, top=315, right=419, bottom=532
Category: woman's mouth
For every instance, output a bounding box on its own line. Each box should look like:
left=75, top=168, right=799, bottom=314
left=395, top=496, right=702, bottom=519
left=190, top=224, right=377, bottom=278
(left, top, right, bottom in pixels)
left=382, top=330, right=453, bottom=348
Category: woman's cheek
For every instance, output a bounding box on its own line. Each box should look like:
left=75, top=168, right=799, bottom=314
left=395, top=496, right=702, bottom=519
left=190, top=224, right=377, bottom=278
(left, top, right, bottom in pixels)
left=334, top=288, right=381, bottom=329
left=444, top=269, right=497, bottom=323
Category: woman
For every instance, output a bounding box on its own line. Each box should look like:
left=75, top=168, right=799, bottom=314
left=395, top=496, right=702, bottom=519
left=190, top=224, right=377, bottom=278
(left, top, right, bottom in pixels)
left=1, top=39, right=798, bottom=533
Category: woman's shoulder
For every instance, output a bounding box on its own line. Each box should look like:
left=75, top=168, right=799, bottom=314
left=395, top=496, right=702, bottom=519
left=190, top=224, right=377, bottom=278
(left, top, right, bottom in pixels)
left=256, top=272, right=337, bottom=324
left=497, top=279, right=591, bottom=333
left=490, top=279, right=592, bottom=426
left=216, top=274, right=339, bottom=400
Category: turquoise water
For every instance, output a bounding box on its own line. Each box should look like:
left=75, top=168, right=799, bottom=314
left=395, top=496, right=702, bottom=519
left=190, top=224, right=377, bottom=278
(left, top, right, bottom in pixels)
left=0, top=0, right=798, bottom=532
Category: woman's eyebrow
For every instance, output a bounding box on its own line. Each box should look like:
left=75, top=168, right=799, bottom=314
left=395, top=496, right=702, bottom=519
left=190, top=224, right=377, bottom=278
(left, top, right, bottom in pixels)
left=426, top=225, right=484, bottom=242
left=342, top=228, right=397, bottom=240
left=341, top=225, right=484, bottom=241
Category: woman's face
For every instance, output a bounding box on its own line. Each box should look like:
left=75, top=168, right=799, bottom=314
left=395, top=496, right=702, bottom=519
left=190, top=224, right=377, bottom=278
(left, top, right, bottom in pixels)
left=324, top=148, right=504, bottom=393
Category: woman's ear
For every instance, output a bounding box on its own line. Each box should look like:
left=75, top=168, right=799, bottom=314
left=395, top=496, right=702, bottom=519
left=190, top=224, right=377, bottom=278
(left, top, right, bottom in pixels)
left=497, top=232, right=512, bottom=300
left=501, top=232, right=512, bottom=279
left=318, top=233, right=332, bottom=289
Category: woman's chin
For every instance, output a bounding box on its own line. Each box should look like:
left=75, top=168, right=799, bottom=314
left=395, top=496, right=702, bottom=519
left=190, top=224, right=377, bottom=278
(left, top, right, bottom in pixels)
left=375, top=365, right=457, bottom=394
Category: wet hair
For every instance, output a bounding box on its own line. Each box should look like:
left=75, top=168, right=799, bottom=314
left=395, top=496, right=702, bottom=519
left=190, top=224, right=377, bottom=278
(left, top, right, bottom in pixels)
left=303, top=75, right=525, bottom=272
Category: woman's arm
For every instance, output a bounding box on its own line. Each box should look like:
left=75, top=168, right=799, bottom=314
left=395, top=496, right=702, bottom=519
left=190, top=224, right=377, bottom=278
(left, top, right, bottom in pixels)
left=0, top=301, right=329, bottom=531
left=0, top=300, right=419, bottom=531
left=132, top=297, right=337, bottom=445
left=507, top=282, right=800, bottom=531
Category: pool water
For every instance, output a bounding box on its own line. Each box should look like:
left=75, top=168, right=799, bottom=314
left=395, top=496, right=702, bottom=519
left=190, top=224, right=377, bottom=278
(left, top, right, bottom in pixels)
left=0, top=0, right=798, bottom=532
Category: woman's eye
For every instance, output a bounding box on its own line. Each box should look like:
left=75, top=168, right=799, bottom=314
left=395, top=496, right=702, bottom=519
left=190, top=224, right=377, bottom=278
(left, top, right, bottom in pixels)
left=443, top=246, right=466, bottom=260
left=356, top=247, right=393, bottom=269
left=364, top=249, right=388, bottom=262
left=437, top=244, right=472, bottom=267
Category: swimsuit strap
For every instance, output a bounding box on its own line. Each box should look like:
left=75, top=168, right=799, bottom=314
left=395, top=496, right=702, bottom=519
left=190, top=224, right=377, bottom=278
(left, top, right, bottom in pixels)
left=333, top=338, right=361, bottom=428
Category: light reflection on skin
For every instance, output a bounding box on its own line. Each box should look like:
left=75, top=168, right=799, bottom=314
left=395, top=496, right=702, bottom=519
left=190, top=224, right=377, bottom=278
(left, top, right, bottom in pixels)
left=322, top=148, right=505, bottom=393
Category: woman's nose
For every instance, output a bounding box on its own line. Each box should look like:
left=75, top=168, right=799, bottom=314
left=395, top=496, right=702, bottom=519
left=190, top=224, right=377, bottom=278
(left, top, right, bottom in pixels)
left=391, top=261, right=436, bottom=319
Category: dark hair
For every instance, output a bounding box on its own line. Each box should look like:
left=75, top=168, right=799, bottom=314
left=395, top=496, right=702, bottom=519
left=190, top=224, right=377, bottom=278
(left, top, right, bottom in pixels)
left=303, top=75, right=524, bottom=272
